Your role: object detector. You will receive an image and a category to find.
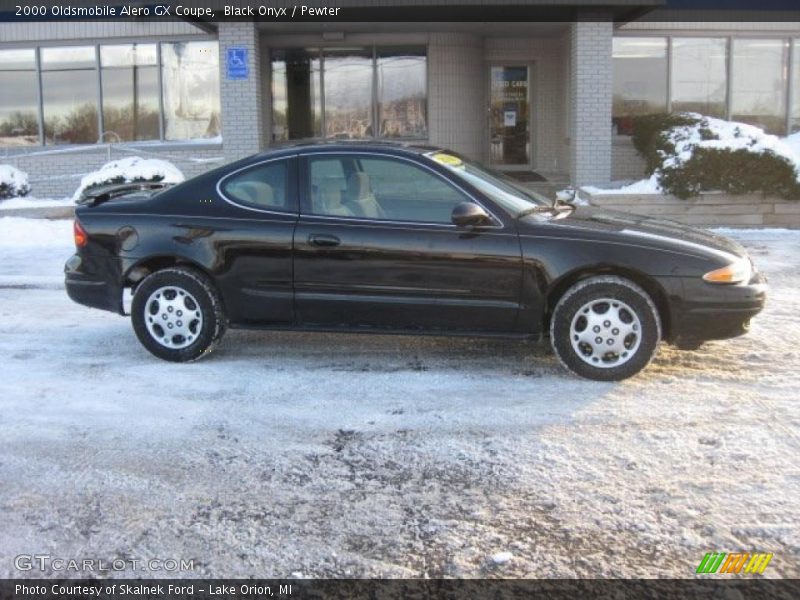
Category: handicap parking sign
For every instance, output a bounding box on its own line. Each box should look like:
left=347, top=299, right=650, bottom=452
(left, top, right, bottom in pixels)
left=226, top=47, right=248, bottom=80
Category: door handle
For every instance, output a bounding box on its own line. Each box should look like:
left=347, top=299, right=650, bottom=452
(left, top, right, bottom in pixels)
left=308, top=234, right=341, bottom=247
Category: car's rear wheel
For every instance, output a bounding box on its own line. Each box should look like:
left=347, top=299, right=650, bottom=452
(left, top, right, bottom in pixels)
left=131, top=267, right=226, bottom=362
left=550, top=276, right=661, bottom=381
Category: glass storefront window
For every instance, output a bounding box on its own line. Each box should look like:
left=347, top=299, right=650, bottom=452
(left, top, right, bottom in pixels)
left=161, top=41, right=221, bottom=141
left=671, top=37, right=728, bottom=118
left=612, top=37, right=668, bottom=136
left=731, top=39, right=788, bottom=135
left=323, top=48, right=373, bottom=139
left=271, top=46, right=428, bottom=142
left=271, top=49, right=322, bottom=142
left=100, top=44, right=159, bottom=141
left=41, top=46, right=99, bottom=144
left=0, top=40, right=221, bottom=147
left=0, top=49, right=39, bottom=146
left=377, top=48, right=427, bottom=138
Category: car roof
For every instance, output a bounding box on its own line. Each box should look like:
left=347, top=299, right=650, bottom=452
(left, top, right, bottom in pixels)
left=250, top=140, right=449, bottom=160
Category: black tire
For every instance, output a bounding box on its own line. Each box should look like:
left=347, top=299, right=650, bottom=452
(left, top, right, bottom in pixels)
left=131, top=266, right=226, bottom=362
left=550, top=275, right=661, bottom=381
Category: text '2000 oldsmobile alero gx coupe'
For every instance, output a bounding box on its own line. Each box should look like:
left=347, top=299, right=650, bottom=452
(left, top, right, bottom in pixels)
left=65, top=143, right=767, bottom=381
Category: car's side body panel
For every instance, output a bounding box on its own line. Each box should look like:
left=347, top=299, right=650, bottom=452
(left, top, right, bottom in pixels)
left=292, top=216, right=524, bottom=332
left=65, top=142, right=766, bottom=349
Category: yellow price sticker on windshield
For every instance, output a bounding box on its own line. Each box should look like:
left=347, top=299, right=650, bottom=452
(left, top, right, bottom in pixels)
left=429, top=152, right=464, bottom=168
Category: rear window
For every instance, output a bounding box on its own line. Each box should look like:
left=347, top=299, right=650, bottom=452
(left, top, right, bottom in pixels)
left=221, top=161, right=290, bottom=211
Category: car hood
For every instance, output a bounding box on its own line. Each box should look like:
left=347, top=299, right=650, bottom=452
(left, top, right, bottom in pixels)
left=521, top=206, right=747, bottom=260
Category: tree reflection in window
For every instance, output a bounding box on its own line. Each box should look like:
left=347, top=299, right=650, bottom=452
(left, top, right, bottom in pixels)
left=0, top=49, right=39, bottom=146
left=41, top=46, right=99, bottom=145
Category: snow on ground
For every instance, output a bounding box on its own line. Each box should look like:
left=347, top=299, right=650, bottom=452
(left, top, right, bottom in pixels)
left=72, top=157, right=184, bottom=201
left=0, top=218, right=798, bottom=578
left=0, top=196, right=73, bottom=210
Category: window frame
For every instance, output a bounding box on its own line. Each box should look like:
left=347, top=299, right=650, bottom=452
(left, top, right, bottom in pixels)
left=0, top=48, right=40, bottom=146
left=298, top=151, right=504, bottom=229
left=99, top=43, right=161, bottom=143
left=270, top=45, right=429, bottom=143
left=216, top=155, right=299, bottom=216
left=730, top=37, right=790, bottom=136
left=0, top=37, right=220, bottom=147
left=613, top=33, right=800, bottom=137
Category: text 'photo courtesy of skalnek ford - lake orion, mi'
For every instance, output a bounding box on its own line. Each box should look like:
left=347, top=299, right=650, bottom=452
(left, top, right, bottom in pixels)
left=1, top=1, right=799, bottom=598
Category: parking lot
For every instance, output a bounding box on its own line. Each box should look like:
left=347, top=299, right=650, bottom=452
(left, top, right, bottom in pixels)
left=0, top=219, right=798, bottom=578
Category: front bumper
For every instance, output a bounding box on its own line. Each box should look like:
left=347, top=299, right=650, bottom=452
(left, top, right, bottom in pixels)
left=667, top=271, right=767, bottom=347
left=64, top=253, right=124, bottom=314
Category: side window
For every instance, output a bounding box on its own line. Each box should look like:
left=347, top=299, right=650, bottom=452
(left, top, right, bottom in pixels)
left=221, top=161, right=290, bottom=211
left=309, top=157, right=351, bottom=217
left=308, top=155, right=471, bottom=223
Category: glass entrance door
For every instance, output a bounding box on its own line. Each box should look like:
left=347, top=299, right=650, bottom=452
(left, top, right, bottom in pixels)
left=489, top=65, right=530, bottom=168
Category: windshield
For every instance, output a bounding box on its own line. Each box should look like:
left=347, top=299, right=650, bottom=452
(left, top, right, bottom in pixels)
left=425, top=151, right=551, bottom=215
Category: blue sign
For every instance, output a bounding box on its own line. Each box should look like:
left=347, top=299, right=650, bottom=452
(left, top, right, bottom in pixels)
left=226, top=47, right=248, bottom=80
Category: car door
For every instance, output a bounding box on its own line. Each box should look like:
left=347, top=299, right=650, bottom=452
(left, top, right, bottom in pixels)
left=292, top=152, right=523, bottom=332
left=210, top=156, right=298, bottom=325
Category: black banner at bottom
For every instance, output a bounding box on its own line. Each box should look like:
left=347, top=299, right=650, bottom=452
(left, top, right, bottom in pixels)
left=1, top=579, right=799, bottom=600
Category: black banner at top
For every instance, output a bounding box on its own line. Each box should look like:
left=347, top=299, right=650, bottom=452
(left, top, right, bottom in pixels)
left=1, top=1, right=800, bottom=23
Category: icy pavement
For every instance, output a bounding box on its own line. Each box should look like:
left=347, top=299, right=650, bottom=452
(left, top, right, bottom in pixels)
left=0, top=218, right=798, bottom=578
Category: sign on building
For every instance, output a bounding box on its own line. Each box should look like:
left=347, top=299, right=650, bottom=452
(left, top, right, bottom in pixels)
left=226, top=47, right=249, bottom=80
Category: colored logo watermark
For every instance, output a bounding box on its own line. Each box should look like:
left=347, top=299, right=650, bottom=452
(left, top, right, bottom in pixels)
left=696, top=552, right=773, bottom=574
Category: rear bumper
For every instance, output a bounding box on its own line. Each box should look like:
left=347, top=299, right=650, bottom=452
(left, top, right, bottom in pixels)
left=667, top=271, right=767, bottom=347
left=64, top=253, right=123, bottom=314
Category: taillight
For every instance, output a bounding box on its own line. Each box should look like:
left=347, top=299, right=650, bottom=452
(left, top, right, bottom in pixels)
left=74, top=219, right=88, bottom=248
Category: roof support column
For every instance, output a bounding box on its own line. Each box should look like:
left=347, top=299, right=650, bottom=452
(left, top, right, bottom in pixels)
left=569, top=14, right=613, bottom=185
left=218, top=21, right=265, bottom=163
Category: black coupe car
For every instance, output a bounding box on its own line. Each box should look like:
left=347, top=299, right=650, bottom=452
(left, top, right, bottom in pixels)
left=65, top=142, right=766, bottom=381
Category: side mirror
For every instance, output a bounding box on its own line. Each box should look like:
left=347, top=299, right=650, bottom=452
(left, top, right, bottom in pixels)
left=451, top=202, right=493, bottom=227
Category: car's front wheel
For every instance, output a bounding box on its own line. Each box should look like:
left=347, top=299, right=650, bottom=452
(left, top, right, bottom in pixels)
left=550, top=275, right=661, bottom=381
left=131, top=266, right=226, bottom=362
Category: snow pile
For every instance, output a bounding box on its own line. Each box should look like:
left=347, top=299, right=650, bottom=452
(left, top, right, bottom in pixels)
left=72, top=157, right=184, bottom=202
left=0, top=165, right=31, bottom=200
left=662, top=114, right=799, bottom=175
left=584, top=116, right=800, bottom=196
left=583, top=176, right=662, bottom=196
left=783, top=131, right=800, bottom=164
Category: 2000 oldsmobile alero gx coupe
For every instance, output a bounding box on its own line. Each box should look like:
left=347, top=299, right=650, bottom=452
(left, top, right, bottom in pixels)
left=65, top=142, right=767, bottom=381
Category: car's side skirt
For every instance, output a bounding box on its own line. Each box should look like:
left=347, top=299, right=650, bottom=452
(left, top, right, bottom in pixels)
left=225, top=322, right=539, bottom=341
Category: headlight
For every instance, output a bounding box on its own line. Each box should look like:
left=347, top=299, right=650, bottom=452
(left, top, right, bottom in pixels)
left=702, top=258, right=752, bottom=284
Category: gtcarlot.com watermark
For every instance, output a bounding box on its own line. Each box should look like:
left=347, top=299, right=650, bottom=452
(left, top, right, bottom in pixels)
left=15, top=554, right=194, bottom=572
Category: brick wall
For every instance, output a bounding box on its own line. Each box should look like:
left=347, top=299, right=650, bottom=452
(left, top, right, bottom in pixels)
left=218, top=22, right=266, bottom=163
left=612, top=138, right=647, bottom=181
left=2, top=145, right=223, bottom=198
left=427, top=33, right=486, bottom=162
left=588, top=192, right=800, bottom=228
left=569, top=17, right=613, bottom=185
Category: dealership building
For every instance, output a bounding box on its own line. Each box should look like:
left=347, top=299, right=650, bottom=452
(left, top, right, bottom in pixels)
left=1, top=1, right=799, bottom=196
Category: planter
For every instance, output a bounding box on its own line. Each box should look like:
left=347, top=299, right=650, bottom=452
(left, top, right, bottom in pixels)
left=584, top=191, right=800, bottom=228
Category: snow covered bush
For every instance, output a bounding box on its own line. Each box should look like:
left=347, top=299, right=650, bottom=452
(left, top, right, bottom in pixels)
left=631, top=113, right=800, bottom=200
left=72, top=157, right=184, bottom=202
left=0, top=164, right=31, bottom=200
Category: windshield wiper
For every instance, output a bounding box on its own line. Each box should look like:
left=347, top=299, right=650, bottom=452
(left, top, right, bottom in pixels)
left=515, top=206, right=554, bottom=219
